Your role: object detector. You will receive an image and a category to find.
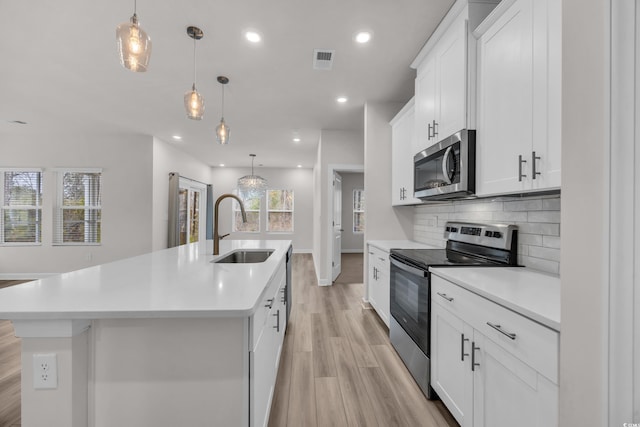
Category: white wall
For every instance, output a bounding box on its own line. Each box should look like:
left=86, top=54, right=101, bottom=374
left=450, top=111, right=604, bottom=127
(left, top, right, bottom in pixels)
left=151, top=137, right=214, bottom=252
left=313, top=141, right=322, bottom=277
left=340, top=172, right=364, bottom=252
left=363, top=102, right=414, bottom=242
left=316, top=130, right=364, bottom=284
left=561, top=0, right=609, bottom=425
left=0, top=133, right=154, bottom=275
left=209, top=166, right=313, bottom=252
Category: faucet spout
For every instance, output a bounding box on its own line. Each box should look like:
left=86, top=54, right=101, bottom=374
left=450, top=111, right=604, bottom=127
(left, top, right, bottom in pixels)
left=213, top=193, right=247, bottom=255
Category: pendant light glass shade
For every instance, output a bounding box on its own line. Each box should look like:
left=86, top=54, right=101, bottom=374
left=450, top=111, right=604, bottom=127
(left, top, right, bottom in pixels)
left=238, top=154, right=268, bottom=199
left=184, top=26, right=204, bottom=120
left=116, top=5, right=151, bottom=72
left=185, top=85, right=205, bottom=120
left=216, top=76, right=230, bottom=144
left=216, top=118, right=230, bottom=144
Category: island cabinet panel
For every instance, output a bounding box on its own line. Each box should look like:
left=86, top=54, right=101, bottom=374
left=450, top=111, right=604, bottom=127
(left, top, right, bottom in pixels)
left=250, top=259, right=287, bottom=427
left=91, top=317, right=248, bottom=427
left=475, top=0, right=561, bottom=196
left=430, top=274, right=558, bottom=427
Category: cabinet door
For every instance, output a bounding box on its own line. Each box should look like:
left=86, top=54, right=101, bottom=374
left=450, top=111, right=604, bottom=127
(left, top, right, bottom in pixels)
left=251, top=322, right=276, bottom=427
left=375, top=254, right=390, bottom=327
left=391, top=102, right=421, bottom=206
left=431, top=303, right=474, bottom=427
left=415, top=53, right=437, bottom=153
left=476, top=0, right=533, bottom=196
left=367, top=249, right=379, bottom=310
left=472, top=333, right=558, bottom=427
left=530, top=0, right=561, bottom=191
left=436, top=11, right=468, bottom=141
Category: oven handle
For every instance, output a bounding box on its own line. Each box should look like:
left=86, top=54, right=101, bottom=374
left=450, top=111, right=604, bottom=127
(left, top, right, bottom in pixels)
left=390, top=255, right=428, bottom=278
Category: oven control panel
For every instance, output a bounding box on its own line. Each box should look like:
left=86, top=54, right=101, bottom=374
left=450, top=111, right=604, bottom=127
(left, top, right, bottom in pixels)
left=444, top=221, right=517, bottom=250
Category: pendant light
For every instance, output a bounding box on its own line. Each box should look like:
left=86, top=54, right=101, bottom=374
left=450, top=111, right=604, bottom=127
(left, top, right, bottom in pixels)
left=116, top=0, right=152, bottom=72
left=184, top=26, right=205, bottom=120
left=216, top=76, right=230, bottom=144
left=238, top=154, right=268, bottom=199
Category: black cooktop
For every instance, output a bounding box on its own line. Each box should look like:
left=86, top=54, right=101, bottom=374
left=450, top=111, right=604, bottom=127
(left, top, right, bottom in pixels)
left=390, top=247, right=509, bottom=271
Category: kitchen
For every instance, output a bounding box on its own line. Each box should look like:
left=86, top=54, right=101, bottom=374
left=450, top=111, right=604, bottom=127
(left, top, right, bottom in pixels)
left=0, top=0, right=635, bottom=427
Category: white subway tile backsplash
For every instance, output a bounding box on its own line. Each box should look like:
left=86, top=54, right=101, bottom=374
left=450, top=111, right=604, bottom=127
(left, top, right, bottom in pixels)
left=528, top=210, right=561, bottom=223
left=413, top=194, right=561, bottom=275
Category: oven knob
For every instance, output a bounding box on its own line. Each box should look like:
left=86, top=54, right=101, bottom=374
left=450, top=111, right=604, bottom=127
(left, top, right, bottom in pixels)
left=485, top=231, right=493, bottom=237
left=493, top=232, right=502, bottom=239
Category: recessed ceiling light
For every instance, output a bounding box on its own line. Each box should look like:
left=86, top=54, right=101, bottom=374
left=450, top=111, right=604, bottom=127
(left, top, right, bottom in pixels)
left=297, top=165, right=302, bottom=168
left=219, top=164, right=225, bottom=167
left=337, top=96, right=348, bottom=103
left=355, top=31, right=372, bottom=44
left=245, top=31, right=262, bottom=43
left=172, top=135, right=182, bottom=140
left=293, top=137, right=301, bottom=142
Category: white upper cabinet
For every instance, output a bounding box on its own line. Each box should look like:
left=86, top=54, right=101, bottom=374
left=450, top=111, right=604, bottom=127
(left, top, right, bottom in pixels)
left=391, top=98, right=422, bottom=206
left=412, top=0, right=499, bottom=154
left=475, top=0, right=561, bottom=196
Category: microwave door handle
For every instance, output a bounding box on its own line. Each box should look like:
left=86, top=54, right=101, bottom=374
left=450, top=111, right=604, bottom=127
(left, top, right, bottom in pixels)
left=442, top=146, right=453, bottom=184
left=390, top=256, right=427, bottom=277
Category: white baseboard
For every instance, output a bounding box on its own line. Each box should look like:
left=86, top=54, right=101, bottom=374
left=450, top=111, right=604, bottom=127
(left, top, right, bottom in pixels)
left=0, top=273, right=55, bottom=280
left=341, top=249, right=364, bottom=254
left=317, top=279, right=331, bottom=286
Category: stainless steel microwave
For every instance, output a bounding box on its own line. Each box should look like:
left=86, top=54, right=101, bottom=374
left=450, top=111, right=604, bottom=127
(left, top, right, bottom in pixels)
left=414, top=129, right=476, bottom=200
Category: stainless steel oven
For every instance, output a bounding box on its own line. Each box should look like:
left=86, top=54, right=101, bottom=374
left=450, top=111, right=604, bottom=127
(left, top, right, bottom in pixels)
left=389, top=222, right=518, bottom=400
left=414, top=129, right=475, bottom=200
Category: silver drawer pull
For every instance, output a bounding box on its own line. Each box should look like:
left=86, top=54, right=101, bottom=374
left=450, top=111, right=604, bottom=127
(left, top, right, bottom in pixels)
left=378, top=257, right=385, bottom=262
left=486, top=322, right=517, bottom=340
left=265, top=298, right=274, bottom=309
left=437, top=292, right=454, bottom=302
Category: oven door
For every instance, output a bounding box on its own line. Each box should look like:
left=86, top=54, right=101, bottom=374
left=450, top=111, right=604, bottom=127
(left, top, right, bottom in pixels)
left=389, top=255, right=430, bottom=356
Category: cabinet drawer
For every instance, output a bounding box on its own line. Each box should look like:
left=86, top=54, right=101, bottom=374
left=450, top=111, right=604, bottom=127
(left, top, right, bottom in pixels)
left=432, top=275, right=559, bottom=383
left=369, top=246, right=389, bottom=271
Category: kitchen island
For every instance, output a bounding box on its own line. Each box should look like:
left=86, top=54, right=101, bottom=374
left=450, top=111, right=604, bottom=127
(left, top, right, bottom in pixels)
left=0, top=239, right=292, bottom=427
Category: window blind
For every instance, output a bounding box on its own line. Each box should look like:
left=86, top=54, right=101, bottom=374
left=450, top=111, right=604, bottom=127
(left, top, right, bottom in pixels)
left=53, top=170, right=102, bottom=245
left=0, top=169, right=43, bottom=244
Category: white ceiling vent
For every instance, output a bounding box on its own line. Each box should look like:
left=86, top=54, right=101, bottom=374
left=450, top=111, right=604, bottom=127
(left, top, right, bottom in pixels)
left=313, top=49, right=335, bottom=70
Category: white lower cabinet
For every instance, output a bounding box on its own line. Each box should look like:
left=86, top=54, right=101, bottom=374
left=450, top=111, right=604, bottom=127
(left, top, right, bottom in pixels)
left=250, top=260, right=287, bottom=427
left=367, top=244, right=390, bottom=326
left=431, top=275, right=558, bottom=427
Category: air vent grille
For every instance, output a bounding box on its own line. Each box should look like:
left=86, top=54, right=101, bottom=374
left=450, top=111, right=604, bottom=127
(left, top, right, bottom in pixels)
left=313, top=49, right=335, bottom=70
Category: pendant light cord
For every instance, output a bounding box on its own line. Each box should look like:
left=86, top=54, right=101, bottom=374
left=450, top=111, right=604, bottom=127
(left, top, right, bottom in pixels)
left=133, top=0, right=137, bottom=15
left=221, top=83, right=225, bottom=119
left=193, top=37, right=197, bottom=87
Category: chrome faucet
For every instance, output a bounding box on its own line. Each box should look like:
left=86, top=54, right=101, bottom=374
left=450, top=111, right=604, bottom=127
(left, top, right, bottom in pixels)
left=214, top=193, right=247, bottom=255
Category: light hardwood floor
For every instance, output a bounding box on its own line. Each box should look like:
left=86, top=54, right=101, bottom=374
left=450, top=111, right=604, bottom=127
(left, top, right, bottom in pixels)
left=268, top=253, right=459, bottom=427
left=0, top=255, right=458, bottom=427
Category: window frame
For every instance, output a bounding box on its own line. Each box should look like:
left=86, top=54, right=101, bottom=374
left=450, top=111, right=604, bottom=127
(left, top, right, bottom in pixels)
left=353, top=188, right=365, bottom=234
left=0, top=168, right=43, bottom=246
left=53, top=168, right=102, bottom=246
left=232, top=189, right=261, bottom=233
left=266, top=189, right=294, bottom=233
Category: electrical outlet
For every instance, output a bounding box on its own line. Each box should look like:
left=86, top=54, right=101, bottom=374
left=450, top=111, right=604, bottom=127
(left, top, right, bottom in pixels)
left=33, top=353, right=58, bottom=389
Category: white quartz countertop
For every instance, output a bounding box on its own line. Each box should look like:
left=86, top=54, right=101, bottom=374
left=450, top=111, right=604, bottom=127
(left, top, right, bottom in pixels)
left=429, top=267, right=561, bottom=331
left=367, top=240, right=439, bottom=252
left=0, top=240, right=292, bottom=320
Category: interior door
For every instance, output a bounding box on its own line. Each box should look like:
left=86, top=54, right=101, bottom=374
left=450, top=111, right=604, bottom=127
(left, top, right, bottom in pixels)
left=332, top=172, right=342, bottom=282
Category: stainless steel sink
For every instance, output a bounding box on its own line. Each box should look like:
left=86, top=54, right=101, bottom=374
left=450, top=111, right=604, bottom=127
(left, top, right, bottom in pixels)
left=213, top=249, right=274, bottom=264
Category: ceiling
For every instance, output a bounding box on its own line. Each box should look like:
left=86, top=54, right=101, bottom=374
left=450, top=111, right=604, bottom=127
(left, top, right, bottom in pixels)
left=0, top=0, right=454, bottom=168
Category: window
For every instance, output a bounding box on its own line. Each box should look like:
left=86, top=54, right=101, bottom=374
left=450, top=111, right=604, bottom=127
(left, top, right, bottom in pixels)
left=267, top=189, right=294, bottom=232
left=54, top=170, right=102, bottom=245
left=353, top=189, right=365, bottom=233
left=178, top=179, right=206, bottom=245
left=0, top=170, right=43, bottom=244
left=232, top=189, right=260, bottom=232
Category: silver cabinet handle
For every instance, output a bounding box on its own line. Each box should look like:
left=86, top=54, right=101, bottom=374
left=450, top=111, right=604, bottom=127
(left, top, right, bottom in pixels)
left=518, top=155, right=527, bottom=181
left=433, top=120, right=439, bottom=139
left=486, top=322, right=517, bottom=340
left=532, top=151, right=541, bottom=179
left=281, top=288, right=286, bottom=303
left=265, top=298, right=274, bottom=309
left=428, top=122, right=433, bottom=140
left=273, top=309, right=280, bottom=332
left=378, top=257, right=385, bottom=262
left=461, top=333, right=470, bottom=361
left=368, top=251, right=374, bottom=255
left=437, top=292, right=454, bottom=302
left=471, top=342, right=480, bottom=371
